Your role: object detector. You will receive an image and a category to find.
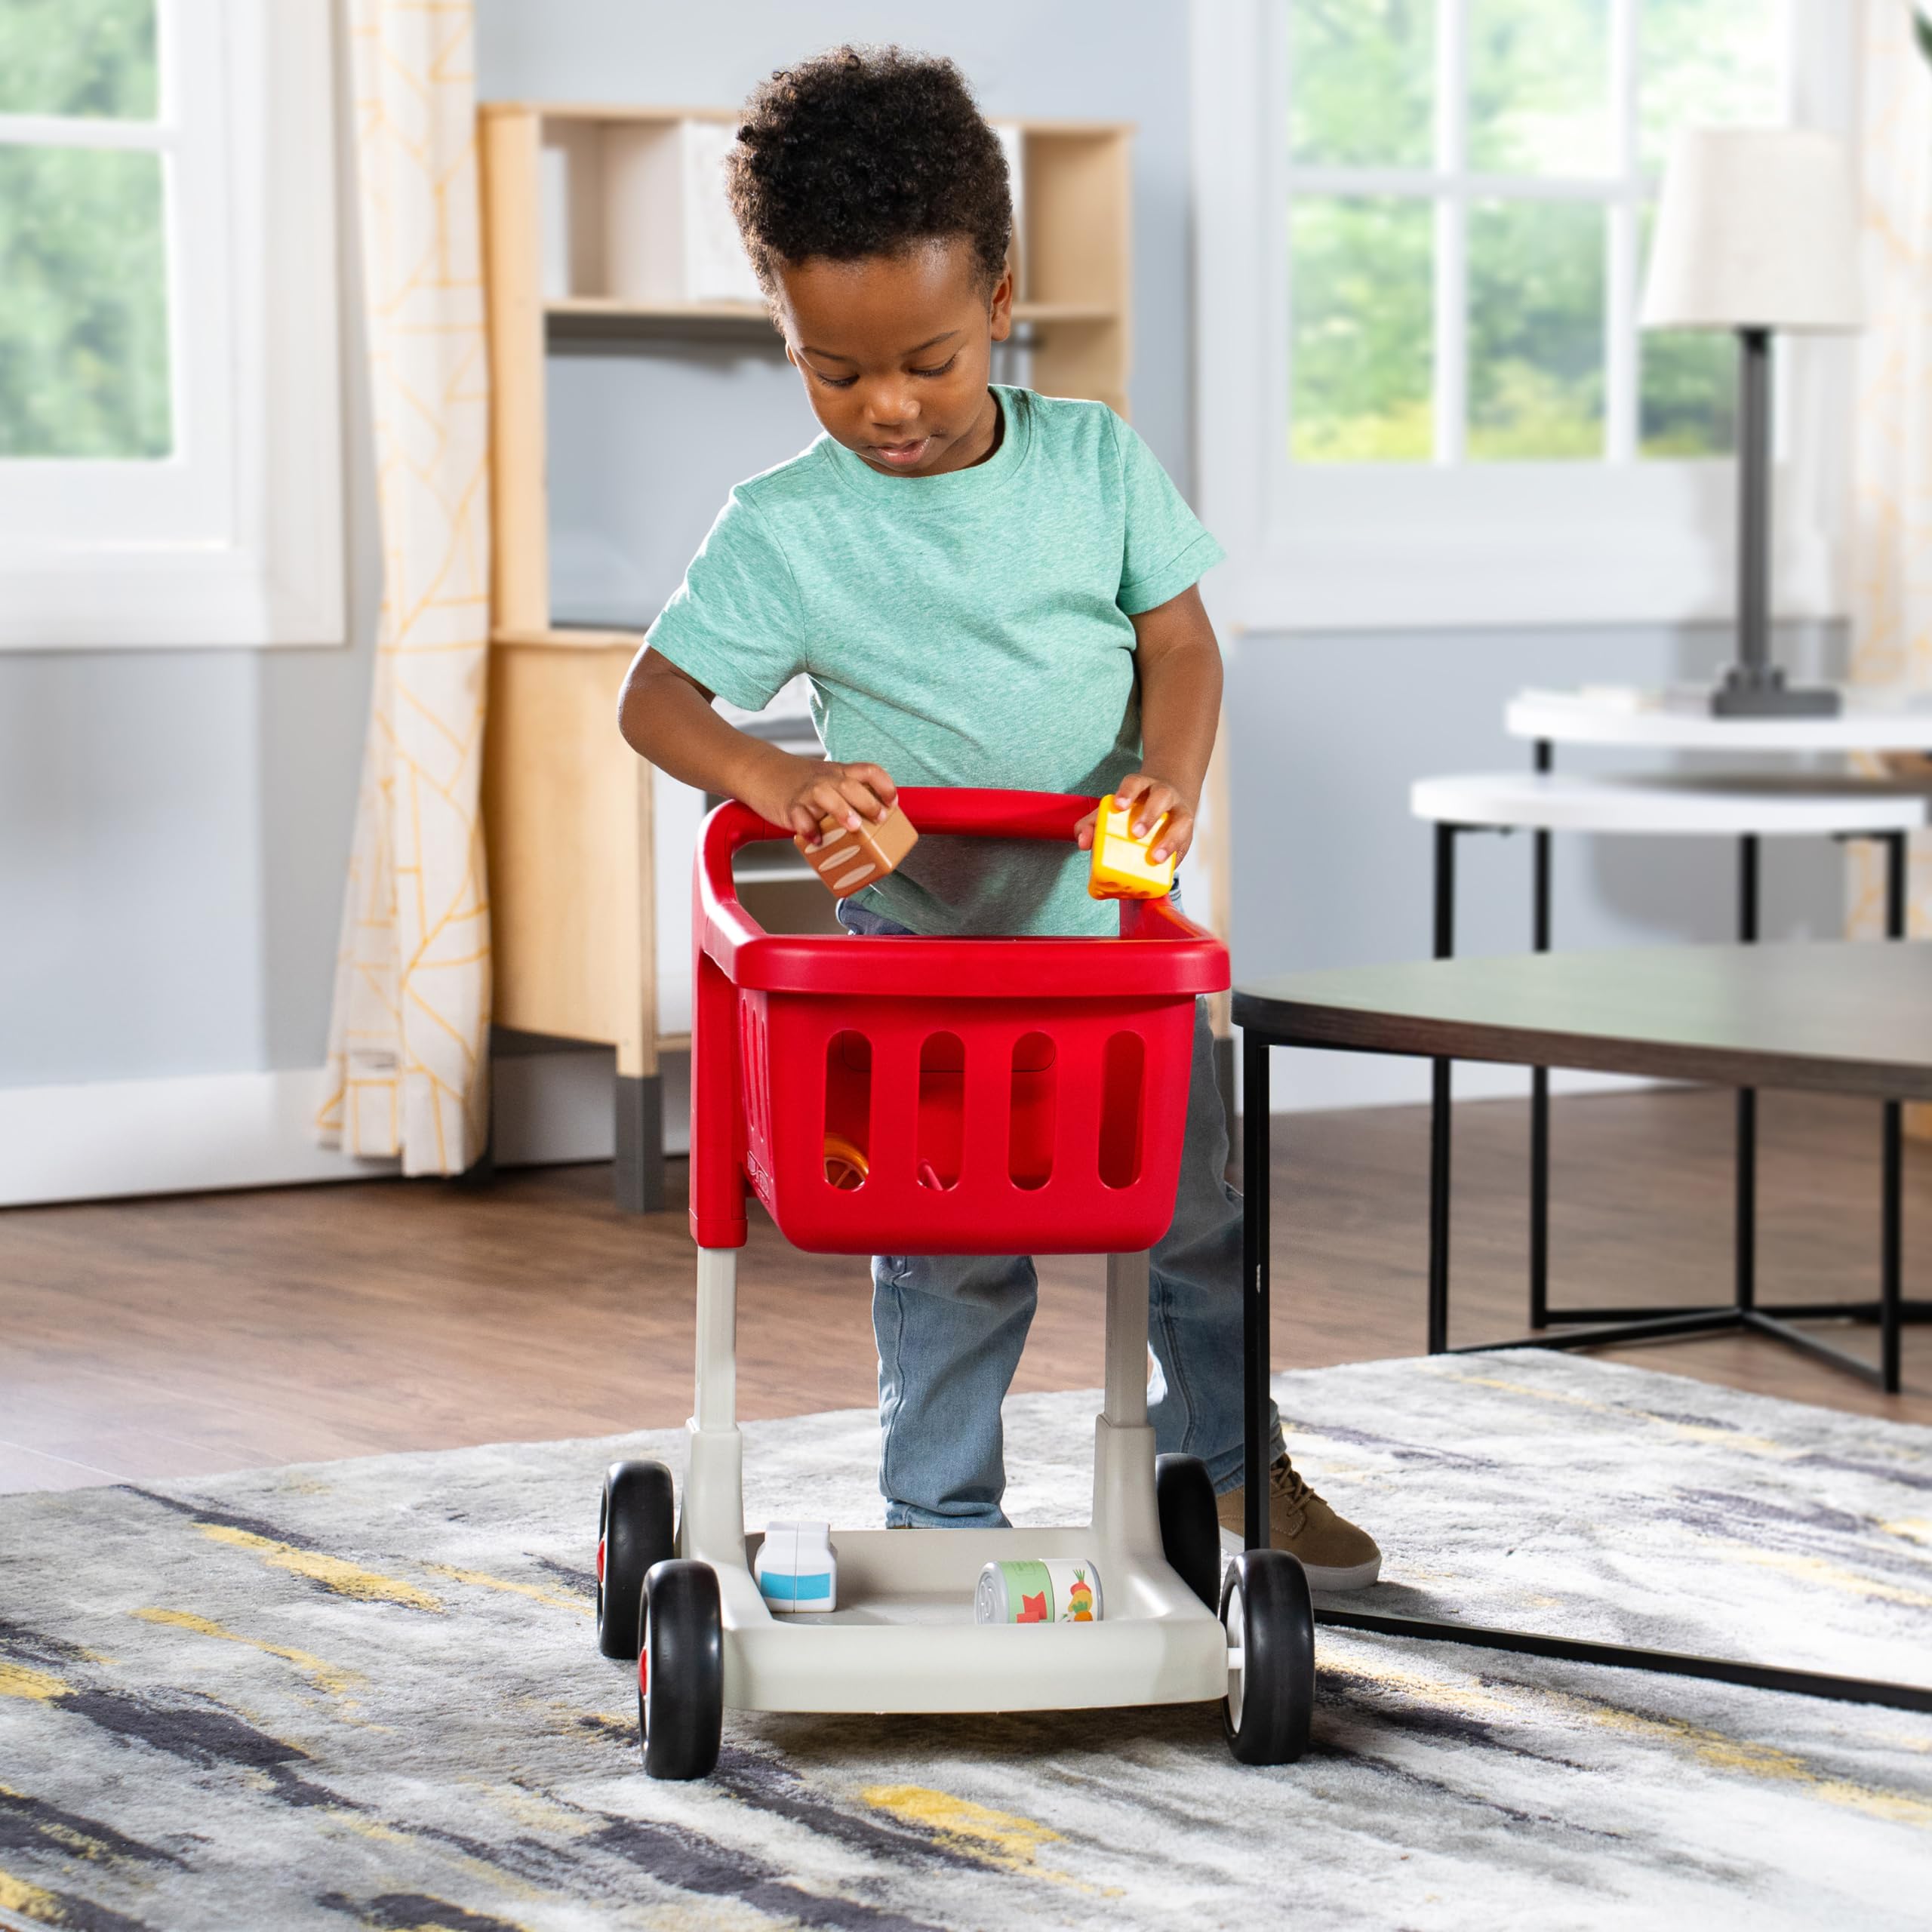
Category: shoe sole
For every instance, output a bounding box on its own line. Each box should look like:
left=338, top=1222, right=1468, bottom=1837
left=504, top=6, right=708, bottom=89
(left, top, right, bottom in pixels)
left=1217, top=1524, right=1381, bottom=1593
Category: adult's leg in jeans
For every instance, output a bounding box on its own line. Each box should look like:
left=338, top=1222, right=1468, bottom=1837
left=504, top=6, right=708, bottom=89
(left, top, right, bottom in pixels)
left=875, top=1249, right=1038, bottom=1527
left=1147, top=1003, right=1287, bottom=1491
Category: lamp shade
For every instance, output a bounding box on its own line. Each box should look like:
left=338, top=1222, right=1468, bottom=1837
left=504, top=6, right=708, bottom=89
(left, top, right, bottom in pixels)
left=1641, top=127, right=1862, bottom=333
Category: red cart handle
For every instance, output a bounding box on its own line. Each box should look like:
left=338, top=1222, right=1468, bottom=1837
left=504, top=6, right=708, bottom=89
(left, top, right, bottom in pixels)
left=696, top=787, right=1229, bottom=998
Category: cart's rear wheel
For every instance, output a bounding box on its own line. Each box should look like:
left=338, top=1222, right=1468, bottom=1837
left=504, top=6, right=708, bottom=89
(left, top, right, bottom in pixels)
left=597, top=1459, right=675, bottom=1660
left=640, top=1558, right=723, bottom=1780
left=1220, top=1548, right=1315, bottom=1765
left=1155, top=1453, right=1222, bottom=1610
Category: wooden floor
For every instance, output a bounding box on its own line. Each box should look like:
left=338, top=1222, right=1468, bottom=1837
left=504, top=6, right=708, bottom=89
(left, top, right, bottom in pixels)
left=5, top=1085, right=1928, bottom=1494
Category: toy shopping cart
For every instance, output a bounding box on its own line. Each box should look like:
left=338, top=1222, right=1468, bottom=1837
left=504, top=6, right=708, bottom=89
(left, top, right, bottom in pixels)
left=594, top=789, right=1316, bottom=1777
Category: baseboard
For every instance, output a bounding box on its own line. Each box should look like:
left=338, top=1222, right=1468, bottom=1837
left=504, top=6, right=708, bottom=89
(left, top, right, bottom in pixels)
left=0, top=1067, right=400, bottom=1208
left=3, top=1043, right=1633, bottom=1209
left=0, top=1049, right=693, bottom=1209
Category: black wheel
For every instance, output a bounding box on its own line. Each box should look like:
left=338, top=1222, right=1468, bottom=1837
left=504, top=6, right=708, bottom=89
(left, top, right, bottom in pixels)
left=641, top=1558, right=723, bottom=1780
left=597, top=1459, right=675, bottom=1660
left=1155, top=1453, right=1223, bottom=1611
left=1220, top=1548, right=1315, bottom=1766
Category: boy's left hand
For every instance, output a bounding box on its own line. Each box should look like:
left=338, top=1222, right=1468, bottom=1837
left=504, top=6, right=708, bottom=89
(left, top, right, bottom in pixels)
left=1074, top=772, right=1195, bottom=866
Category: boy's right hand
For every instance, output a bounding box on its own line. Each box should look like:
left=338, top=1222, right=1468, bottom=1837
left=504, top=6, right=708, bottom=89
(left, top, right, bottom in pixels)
left=758, top=755, right=897, bottom=848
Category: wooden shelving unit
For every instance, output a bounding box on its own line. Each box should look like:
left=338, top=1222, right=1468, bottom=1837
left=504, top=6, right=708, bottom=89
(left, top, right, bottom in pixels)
left=477, top=100, right=1143, bottom=1212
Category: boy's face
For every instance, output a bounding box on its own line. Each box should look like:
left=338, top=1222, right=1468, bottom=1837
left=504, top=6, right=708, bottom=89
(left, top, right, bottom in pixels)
left=774, top=238, right=1013, bottom=478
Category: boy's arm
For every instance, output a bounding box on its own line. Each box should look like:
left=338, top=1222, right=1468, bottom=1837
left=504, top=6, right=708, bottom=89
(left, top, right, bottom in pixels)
left=618, top=648, right=895, bottom=845
left=1075, top=582, right=1223, bottom=866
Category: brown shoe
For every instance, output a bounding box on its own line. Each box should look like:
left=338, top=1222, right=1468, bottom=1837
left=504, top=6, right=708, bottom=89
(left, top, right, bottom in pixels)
left=1217, top=1454, right=1381, bottom=1591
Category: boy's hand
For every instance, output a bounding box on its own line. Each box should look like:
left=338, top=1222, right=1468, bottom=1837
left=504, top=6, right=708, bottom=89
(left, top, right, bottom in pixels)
left=1074, top=772, right=1195, bottom=866
left=759, top=756, right=897, bottom=847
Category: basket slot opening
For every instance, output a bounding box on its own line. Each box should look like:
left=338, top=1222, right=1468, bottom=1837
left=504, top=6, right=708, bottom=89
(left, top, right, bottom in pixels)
left=1009, top=1031, right=1057, bottom=1190
left=918, top=1032, right=965, bottom=1190
left=1098, top=1031, right=1145, bottom=1189
left=824, top=1030, right=872, bottom=1189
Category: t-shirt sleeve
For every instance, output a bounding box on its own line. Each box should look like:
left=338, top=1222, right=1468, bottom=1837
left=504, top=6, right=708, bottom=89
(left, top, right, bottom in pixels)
left=644, top=490, right=803, bottom=712
left=1110, top=413, right=1226, bottom=617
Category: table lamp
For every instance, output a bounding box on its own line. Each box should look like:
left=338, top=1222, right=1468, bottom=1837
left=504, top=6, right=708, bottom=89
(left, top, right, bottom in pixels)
left=1640, top=127, right=1863, bottom=717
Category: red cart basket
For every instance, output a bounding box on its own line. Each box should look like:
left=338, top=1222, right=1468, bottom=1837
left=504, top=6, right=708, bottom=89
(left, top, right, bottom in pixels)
left=690, top=788, right=1231, bottom=1255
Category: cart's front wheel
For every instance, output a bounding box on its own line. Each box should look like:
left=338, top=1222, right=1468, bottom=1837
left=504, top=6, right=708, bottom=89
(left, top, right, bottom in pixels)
left=1220, top=1548, right=1315, bottom=1765
left=639, top=1558, right=723, bottom=1780
left=597, top=1459, right=675, bottom=1660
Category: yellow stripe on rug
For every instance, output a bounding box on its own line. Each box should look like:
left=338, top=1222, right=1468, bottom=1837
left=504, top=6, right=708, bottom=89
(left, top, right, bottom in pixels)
left=130, top=1607, right=365, bottom=1696
left=195, top=1523, right=442, bottom=1611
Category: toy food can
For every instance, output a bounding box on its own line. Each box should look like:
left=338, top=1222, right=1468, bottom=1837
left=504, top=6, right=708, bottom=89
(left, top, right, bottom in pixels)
left=974, top=1558, right=1103, bottom=1625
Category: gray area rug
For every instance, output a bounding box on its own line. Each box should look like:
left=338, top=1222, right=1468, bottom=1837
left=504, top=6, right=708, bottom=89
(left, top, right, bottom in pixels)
left=2, top=1351, right=1928, bottom=1931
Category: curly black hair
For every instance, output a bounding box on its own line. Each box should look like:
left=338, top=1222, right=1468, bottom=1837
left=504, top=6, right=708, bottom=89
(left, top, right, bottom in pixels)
left=726, top=46, right=1012, bottom=295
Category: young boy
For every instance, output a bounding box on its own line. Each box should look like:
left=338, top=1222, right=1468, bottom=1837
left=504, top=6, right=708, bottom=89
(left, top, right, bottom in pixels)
left=619, top=46, right=1380, bottom=1589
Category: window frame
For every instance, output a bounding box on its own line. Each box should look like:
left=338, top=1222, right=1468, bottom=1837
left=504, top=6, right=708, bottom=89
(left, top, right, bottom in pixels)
left=1192, top=0, right=1857, bottom=632
left=0, top=0, right=343, bottom=650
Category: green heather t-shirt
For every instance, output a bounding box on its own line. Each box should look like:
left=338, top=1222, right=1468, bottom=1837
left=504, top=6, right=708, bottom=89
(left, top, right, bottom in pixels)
left=645, top=386, right=1223, bottom=936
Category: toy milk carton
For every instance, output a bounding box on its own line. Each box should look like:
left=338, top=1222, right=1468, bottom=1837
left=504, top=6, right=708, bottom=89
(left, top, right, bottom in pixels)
left=755, top=1521, right=837, bottom=1614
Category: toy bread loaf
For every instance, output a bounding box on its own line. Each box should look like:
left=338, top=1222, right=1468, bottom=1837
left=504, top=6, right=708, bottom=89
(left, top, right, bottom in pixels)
left=798, top=799, right=918, bottom=899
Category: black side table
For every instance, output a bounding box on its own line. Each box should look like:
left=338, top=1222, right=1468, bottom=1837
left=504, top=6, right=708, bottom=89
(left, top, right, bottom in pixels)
left=1235, top=940, right=1932, bottom=1714
left=1411, top=767, right=1932, bottom=1391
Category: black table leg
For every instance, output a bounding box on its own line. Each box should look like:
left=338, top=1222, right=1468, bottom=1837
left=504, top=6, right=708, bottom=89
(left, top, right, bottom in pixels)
left=1429, top=823, right=1457, bottom=1355
left=1884, top=830, right=1907, bottom=1394
left=1242, top=1028, right=1271, bottom=1554
left=1531, top=738, right=1552, bottom=1329
left=1736, top=835, right=1759, bottom=1315
left=615, top=1072, right=666, bottom=1214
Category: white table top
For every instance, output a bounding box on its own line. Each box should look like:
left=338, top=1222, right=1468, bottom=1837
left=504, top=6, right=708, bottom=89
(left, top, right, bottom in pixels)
left=1507, top=685, right=1932, bottom=753
left=1411, top=771, right=1932, bottom=835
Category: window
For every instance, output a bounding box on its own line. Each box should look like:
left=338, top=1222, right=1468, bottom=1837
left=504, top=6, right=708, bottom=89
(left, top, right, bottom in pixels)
left=1193, top=0, right=1857, bottom=630
left=0, top=0, right=343, bottom=650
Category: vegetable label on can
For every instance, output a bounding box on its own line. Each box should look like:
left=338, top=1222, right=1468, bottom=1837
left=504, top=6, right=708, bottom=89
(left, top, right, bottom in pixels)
left=974, top=1557, right=1103, bottom=1624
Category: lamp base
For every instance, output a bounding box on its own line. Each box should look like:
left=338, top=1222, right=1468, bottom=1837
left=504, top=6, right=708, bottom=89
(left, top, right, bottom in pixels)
left=1709, top=665, right=1840, bottom=719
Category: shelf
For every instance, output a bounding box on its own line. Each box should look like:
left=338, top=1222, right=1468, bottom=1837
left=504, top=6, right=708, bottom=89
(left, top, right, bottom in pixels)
left=480, top=102, right=1137, bottom=1142
left=1013, top=302, right=1118, bottom=324
left=546, top=297, right=1116, bottom=334
left=485, top=103, right=1131, bottom=137
left=492, top=623, right=643, bottom=649
left=549, top=297, right=762, bottom=321
left=484, top=101, right=740, bottom=128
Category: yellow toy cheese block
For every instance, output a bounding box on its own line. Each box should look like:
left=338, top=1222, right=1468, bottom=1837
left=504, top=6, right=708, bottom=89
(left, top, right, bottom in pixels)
left=1088, top=794, right=1176, bottom=901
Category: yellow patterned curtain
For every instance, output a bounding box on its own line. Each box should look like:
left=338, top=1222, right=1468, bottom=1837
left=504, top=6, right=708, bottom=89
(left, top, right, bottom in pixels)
left=1850, top=4, right=1932, bottom=820
left=318, top=0, right=491, bottom=1174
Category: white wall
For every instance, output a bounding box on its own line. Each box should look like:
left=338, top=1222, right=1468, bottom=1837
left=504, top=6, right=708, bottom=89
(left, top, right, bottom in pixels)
left=0, top=0, right=1849, bottom=1201
left=0, top=8, right=381, bottom=1094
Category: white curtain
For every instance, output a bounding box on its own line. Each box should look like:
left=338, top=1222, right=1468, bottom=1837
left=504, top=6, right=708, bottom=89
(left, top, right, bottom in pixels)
left=318, top=0, right=492, bottom=1174
left=1850, top=3, right=1932, bottom=775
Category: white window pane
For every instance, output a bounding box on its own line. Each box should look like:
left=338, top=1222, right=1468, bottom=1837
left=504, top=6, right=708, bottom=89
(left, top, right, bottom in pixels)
left=1290, top=0, right=1436, bottom=168
left=1291, top=196, right=1433, bottom=463
left=1469, top=0, right=1611, bottom=177
left=1640, top=0, right=1781, bottom=172
left=1638, top=208, right=1735, bottom=456
left=1640, top=330, right=1734, bottom=455
left=0, top=0, right=157, bottom=120
left=1468, top=199, right=1604, bottom=460
left=0, top=145, right=171, bottom=457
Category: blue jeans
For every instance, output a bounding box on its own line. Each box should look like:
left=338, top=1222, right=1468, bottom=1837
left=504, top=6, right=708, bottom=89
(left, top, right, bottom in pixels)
left=840, top=900, right=1287, bottom=1527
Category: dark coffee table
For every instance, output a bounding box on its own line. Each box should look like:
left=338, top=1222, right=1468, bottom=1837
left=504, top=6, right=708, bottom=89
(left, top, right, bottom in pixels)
left=1234, top=939, right=1932, bottom=1715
